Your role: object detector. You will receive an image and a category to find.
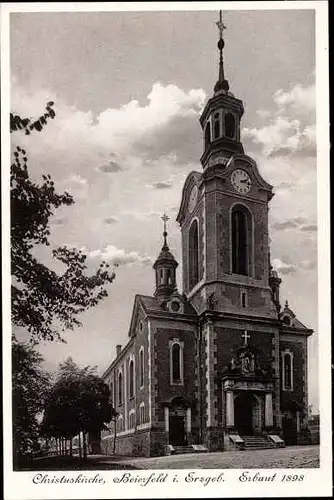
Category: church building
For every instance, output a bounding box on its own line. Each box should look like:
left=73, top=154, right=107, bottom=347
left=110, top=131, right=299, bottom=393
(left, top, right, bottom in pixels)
left=100, top=13, right=313, bottom=457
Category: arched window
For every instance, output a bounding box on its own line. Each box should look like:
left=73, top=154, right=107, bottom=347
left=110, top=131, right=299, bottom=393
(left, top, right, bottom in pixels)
left=189, top=219, right=199, bottom=289
left=118, top=371, right=123, bottom=406
left=204, top=122, right=211, bottom=147
left=109, top=381, right=113, bottom=407
left=225, top=113, right=236, bottom=139
left=231, top=206, right=252, bottom=276
left=129, top=360, right=134, bottom=399
left=213, top=112, right=221, bottom=140
left=282, top=352, right=293, bottom=390
left=139, top=348, right=144, bottom=388
left=169, top=340, right=184, bottom=385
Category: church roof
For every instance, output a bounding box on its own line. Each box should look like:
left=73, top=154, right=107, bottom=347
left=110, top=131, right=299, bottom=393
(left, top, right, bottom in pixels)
left=137, top=294, right=197, bottom=316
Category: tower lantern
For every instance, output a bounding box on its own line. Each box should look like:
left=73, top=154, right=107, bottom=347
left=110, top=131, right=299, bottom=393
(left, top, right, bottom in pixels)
left=153, top=214, right=178, bottom=301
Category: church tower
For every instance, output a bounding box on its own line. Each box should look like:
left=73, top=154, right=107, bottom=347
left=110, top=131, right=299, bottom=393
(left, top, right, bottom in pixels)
left=177, top=11, right=276, bottom=319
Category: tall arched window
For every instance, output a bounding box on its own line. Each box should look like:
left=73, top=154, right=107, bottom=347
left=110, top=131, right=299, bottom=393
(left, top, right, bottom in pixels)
left=169, top=340, right=184, bottom=385
left=109, top=381, right=113, bottom=407
left=225, top=113, right=236, bottom=139
left=282, top=351, right=293, bottom=391
left=189, top=219, right=199, bottom=289
left=139, top=348, right=144, bottom=388
left=172, top=344, right=181, bottom=381
left=118, top=371, right=123, bottom=406
left=129, top=360, right=134, bottom=399
left=213, top=112, right=220, bottom=140
left=204, top=122, right=211, bottom=147
left=231, top=206, right=252, bottom=276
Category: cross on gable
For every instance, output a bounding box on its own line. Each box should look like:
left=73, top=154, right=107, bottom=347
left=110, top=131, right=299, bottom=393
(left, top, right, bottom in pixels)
left=242, top=330, right=250, bottom=346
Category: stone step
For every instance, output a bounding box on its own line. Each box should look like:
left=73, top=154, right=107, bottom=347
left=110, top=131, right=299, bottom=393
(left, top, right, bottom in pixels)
left=173, top=446, right=195, bottom=455
left=241, top=436, right=277, bottom=450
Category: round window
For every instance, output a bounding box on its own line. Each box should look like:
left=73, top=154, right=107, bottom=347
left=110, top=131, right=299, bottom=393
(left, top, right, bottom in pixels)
left=171, top=301, right=180, bottom=312
left=283, top=315, right=291, bottom=325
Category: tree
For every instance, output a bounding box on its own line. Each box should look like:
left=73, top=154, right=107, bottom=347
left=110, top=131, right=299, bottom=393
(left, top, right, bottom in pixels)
left=12, top=337, right=51, bottom=467
left=10, top=105, right=116, bottom=342
left=42, top=358, right=113, bottom=459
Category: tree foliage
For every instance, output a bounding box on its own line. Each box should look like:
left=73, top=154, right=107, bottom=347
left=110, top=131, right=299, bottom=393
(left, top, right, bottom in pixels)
left=10, top=101, right=56, bottom=134
left=42, top=358, right=113, bottom=457
left=10, top=105, right=116, bottom=342
left=12, top=337, right=51, bottom=465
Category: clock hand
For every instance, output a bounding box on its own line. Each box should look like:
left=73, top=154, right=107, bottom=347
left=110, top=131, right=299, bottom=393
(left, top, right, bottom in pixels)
left=240, top=179, right=250, bottom=183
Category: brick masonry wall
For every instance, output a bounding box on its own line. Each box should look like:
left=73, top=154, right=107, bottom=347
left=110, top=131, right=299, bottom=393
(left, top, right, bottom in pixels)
left=279, top=338, right=306, bottom=411
left=153, top=323, right=198, bottom=425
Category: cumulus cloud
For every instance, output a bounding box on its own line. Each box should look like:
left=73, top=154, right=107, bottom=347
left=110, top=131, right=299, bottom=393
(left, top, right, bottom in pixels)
left=271, top=217, right=307, bottom=231
left=68, top=174, right=87, bottom=185
left=104, top=216, right=119, bottom=225
left=11, top=80, right=206, bottom=179
left=300, top=260, right=316, bottom=270
left=150, top=180, right=173, bottom=189
left=300, top=223, right=317, bottom=232
left=272, top=258, right=296, bottom=275
left=89, top=244, right=152, bottom=266
left=243, top=82, right=316, bottom=158
left=97, top=160, right=123, bottom=173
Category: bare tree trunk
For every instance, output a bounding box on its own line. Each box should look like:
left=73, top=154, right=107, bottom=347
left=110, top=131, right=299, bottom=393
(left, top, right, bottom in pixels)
left=113, top=420, right=117, bottom=454
left=69, top=437, right=73, bottom=457
left=78, top=432, right=82, bottom=459
left=83, top=431, right=87, bottom=460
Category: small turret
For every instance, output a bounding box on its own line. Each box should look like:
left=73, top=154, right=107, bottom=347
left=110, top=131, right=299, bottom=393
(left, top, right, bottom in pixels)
left=153, top=214, right=178, bottom=301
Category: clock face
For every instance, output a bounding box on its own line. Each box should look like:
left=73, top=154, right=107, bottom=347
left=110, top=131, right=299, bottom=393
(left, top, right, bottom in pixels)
left=188, top=185, right=198, bottom=212
left=231, top=169, right=252, bottom=194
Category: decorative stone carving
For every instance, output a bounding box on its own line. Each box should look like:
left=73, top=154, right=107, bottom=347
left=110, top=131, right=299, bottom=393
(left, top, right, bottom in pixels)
left=207, top=291, right=218, bottom=310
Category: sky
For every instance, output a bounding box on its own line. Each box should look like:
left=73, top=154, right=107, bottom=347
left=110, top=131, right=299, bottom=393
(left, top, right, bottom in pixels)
left=9, top=6, right=320, bottom=409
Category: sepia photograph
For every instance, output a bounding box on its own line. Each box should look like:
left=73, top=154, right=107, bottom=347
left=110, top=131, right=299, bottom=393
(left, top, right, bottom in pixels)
left=2, top=1, right=331, bottom=499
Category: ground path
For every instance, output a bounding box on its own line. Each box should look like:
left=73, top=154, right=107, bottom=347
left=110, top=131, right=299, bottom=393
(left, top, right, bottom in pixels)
left=108, top=445, right=319, bottom=470
left=28, top=445, right=319, bottom=471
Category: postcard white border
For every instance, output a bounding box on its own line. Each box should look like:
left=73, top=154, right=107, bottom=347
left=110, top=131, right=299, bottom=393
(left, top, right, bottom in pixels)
left=1, top=1, right=331, bottom=499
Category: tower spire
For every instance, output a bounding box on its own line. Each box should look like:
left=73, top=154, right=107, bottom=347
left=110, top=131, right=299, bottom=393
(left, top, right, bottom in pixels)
left=214, top=10, right=229, bottom=93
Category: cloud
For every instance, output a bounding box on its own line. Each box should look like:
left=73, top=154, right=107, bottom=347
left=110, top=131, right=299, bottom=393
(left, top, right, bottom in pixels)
left=273, top=84, right=315, bottom=114
left=150, top=180, right=173, bottom=189
left=272, top=258, right=296, bottom=275
left=97, top=160, right=123, bottom=173
left=51, top=217, right=67, bottom=226
left=11, top=80, right=206, bottom=178
left=271, top=217, right=307, bottom=231
left=68, top=174, right=87, bottom=185
left=104, top=216, right=119, bottom=225
left=88, top=244, right=152, bottom=266
left=300, top=260, right=316, bottom=270
left=300, top=223, right=317, bottom=232
left=243, top=82, right=316, bottom=159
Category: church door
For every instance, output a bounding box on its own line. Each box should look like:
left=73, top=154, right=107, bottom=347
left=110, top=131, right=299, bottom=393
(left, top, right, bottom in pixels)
left=169, top=415, right=186, bottom=446
left=234, top=393, right=254, bottom=435
left=282, top=413, right=297, bottom=445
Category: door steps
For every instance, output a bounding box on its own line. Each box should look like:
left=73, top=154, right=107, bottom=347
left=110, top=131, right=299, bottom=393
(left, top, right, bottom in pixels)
left=167, top=444, right=208, bottom=455
left=241, top=435, right=278, bottom=450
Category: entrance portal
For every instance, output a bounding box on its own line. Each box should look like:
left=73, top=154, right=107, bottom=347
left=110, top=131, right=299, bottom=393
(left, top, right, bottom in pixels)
left=234, top=393, right=257, bottom=435
left=168, top=397, right=188, bottom=446
left=169, top=415, right=186, bottom=446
